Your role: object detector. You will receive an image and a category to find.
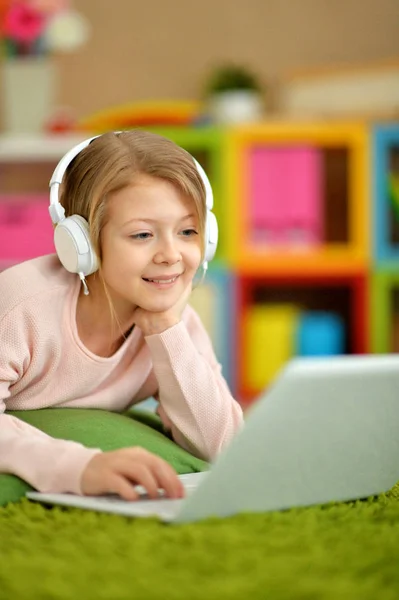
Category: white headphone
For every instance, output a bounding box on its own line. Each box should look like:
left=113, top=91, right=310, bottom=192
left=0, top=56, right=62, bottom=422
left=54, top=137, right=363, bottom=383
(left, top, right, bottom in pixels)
left=49, top=132, right=218, bottom=287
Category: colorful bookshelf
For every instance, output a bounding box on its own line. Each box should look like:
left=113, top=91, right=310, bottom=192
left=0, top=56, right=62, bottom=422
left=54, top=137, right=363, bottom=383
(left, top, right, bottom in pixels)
left=235, top=272, right=368, bottom=403
left=225, top=122, right=370, bottom=276
left=220, top=122, right=372, bottom=403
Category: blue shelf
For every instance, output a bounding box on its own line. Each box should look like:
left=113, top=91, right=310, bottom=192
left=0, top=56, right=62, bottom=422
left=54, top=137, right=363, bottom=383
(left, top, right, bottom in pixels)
left=373, top=124, right=399, bottom=265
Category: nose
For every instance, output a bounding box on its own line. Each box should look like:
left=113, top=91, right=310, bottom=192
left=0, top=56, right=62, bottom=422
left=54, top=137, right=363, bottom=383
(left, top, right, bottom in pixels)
left=153, top=237, right=182, bottom=265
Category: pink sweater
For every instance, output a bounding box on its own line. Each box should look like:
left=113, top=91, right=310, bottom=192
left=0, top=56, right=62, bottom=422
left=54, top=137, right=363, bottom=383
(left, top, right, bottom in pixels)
left=0, top=255, right=243, bottom=495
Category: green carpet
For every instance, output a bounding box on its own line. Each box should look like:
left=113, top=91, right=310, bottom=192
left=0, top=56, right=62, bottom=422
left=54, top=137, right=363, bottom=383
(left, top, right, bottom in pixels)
left=1, top=483, right=399, bottom=599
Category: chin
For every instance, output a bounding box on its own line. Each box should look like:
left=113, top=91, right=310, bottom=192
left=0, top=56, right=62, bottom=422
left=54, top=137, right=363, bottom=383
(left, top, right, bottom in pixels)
left=138, top=298, right=178, bottom=313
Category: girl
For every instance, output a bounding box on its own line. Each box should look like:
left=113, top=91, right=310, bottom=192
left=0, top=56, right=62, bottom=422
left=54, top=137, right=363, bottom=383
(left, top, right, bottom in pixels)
left=0, top=130, right=243, bottom=501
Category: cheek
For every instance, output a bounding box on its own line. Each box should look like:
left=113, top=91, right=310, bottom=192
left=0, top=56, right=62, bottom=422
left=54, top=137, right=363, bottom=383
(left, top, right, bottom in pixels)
left=101, top=236, right=133, bottom=269
left=196, top=246, right=203, bottom=268
left=186, top=250, right=202, bottom=273
left=190, top=241, right=203, bottom=266
left=100, top=244, right=130, bottom=282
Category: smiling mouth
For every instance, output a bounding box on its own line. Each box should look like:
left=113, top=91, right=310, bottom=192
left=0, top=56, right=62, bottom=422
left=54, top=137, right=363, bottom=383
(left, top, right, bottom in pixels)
left=142, top=276, right=180, bottom=284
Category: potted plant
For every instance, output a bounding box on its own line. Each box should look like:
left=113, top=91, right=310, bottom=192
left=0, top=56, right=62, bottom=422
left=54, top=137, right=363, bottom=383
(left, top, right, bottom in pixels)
left=204, top=64, right=264, bottom=124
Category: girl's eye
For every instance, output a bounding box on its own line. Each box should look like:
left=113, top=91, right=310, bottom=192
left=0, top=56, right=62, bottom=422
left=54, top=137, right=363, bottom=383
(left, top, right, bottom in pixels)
left=131, top=232, right=152, bottom=240
left=181, top=228, right=198, bottom=237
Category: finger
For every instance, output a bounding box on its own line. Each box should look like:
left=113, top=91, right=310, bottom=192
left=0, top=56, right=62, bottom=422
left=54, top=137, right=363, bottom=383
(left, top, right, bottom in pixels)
left=149, top=458, right=185, bottom=499
left=106, top=474, right=140, bottom=501
left=122, top=448, right=184, bottom=498
left=120, top=463, right=160, bottom=499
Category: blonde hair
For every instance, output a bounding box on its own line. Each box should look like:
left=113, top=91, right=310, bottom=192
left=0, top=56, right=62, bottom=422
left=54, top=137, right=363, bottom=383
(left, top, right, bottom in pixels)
left=60, top=130, right=207, bottom=262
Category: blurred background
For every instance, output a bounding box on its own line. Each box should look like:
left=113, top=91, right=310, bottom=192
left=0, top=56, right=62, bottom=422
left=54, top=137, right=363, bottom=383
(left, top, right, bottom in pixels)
left=1, top=0, right=398, bottom=121
left=1, top=0, right=399, bottom=405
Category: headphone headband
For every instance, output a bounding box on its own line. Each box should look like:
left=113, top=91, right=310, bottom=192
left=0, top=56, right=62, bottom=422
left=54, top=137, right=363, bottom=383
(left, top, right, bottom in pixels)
left=49, top=135, right=100, bottom=224
left=50, top=135, right=100, bottom=187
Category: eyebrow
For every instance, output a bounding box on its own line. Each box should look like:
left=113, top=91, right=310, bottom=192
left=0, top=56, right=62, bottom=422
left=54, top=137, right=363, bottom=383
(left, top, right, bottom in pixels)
left=122, top=214, right=196, bottom=227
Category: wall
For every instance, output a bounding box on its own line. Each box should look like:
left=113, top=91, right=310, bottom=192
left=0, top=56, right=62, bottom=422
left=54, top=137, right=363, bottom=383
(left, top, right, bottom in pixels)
left=51, top=0, right=399, bottom=120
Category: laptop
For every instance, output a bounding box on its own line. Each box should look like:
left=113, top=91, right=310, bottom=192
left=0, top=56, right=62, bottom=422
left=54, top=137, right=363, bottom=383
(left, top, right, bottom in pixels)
left=27, top=354, right=399, bottom=523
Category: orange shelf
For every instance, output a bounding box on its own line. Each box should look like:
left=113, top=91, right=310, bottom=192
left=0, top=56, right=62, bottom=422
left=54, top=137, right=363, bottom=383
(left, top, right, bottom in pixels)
left=225, top=122, right=370, bottom=277
left=232, top=245, right=369, bottom=277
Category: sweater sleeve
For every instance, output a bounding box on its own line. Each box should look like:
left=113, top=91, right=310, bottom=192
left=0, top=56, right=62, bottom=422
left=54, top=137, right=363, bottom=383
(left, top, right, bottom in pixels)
left=0, top=311, right=100, bottom=494
left=144, top=307, right=243, bottom=461
left=0, top=401, right=100, bottom=493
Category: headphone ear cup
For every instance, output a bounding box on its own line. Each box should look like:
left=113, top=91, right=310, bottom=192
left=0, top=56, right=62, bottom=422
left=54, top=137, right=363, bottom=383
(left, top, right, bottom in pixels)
left=54, top=215, right=99, bottom=276
left=203, top=209, right=218, bottom=264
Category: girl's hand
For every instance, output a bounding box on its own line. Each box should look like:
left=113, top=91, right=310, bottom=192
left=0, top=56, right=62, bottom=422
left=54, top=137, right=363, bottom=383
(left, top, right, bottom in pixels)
left=133, top=282, right=192, bottom=336
left=81, top=448, right=185, bottom=500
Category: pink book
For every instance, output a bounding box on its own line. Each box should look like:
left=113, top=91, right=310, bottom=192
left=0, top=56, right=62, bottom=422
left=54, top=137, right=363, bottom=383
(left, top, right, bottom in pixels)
left=249, top=147, right=323, bottom=246
left=284, top=147, right=323, bottom=246
left=250, top=147, right=287, bottom=244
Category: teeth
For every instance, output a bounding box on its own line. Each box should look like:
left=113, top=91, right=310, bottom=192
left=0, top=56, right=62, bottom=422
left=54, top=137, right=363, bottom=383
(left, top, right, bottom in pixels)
left=147, top=277, right=177, bottom=284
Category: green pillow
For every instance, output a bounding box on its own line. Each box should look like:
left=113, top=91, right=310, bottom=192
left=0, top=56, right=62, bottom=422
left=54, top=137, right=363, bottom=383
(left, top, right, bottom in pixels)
left=0, top=407, right=208, bottom=506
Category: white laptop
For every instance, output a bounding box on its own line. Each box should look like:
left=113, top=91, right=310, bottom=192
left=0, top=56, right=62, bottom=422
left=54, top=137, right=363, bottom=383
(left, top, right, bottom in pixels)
left=27, top=354, right=399, bottom=523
